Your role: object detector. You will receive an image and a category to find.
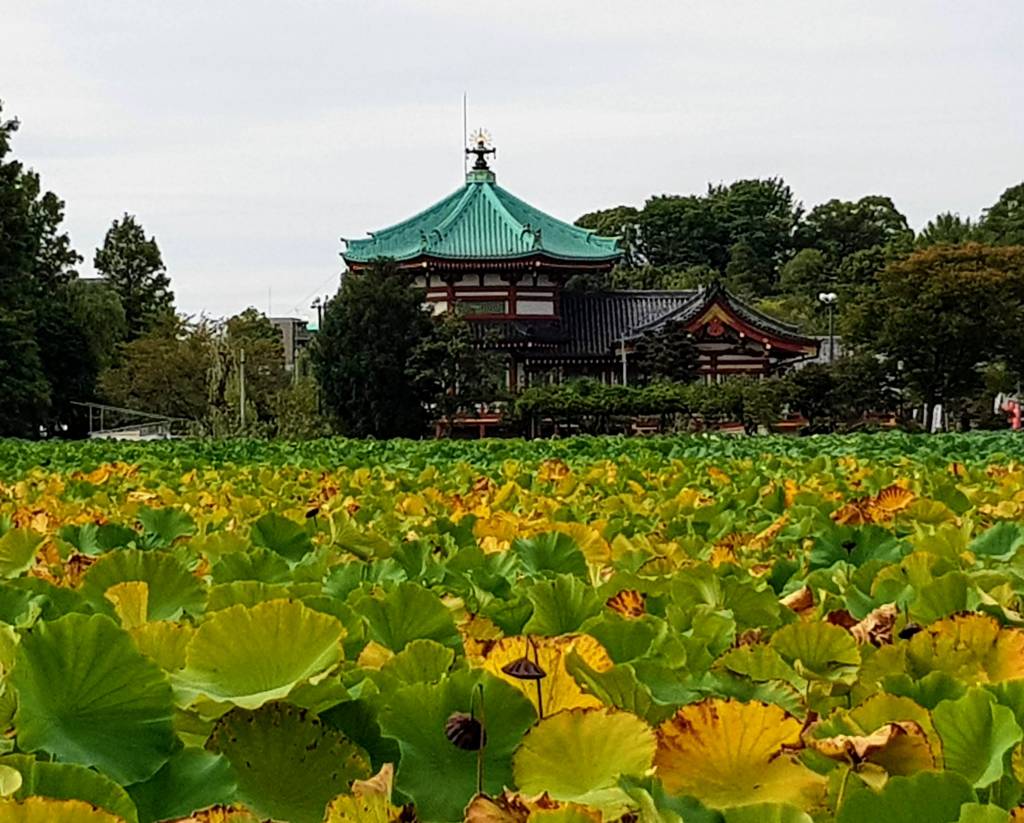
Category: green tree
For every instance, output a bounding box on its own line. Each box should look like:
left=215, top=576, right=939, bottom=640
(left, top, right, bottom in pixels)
left=575, top=206, right=641, bottom=266
left=979, top=183, right=1024, bottom=246
left=311, top=260, right=433, bottom=438
left=407, top=311, right=504, bottom=433
left=0, top=101, right=101, bottom=437
left=846, top=244, right=1024, bottom=429
left=637, top=195, right=728, bottom=271
left=99, top=315, right=213, bottom=421
left=633, top=324, right=700, bottom=385
left=796, top=196, right=913, bottom=264
left=917, top=212, right=977, bottom=247
left=94, top=213, right=173, bottom=339
left=779, top=248, right=831, bottom=294
left=205, top=308, right=290, bottom=434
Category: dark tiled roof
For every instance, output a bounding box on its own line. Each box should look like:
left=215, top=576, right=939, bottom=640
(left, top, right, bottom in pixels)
left=557, top=291, right=698, bottom=355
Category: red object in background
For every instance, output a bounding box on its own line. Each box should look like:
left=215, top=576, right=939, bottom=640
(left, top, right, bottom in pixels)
left=1002, top=400, right=1022, bottom=430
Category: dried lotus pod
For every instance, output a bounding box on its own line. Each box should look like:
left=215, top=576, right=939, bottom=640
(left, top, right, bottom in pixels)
left=445, top=711, right=486, bottom=750
left=501, top=656, right=547, bottom=681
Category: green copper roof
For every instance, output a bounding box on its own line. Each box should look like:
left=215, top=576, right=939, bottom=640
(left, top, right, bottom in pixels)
left=343, top=171, right=621, bottom=264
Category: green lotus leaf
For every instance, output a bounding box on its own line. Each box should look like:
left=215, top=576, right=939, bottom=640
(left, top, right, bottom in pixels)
left=211, top=547, right=292, bottom=584
left=565, top=650, right=677, bottom=725
left=723, top=804, right=813, bottom=823
left=933, top=687, right=1022, bottom=788
left=769, top=621, right=860, bottom=681
left=378, top=668, right=536, bottom=822
left=836, top=771, right=975, bottom=823
left=513, top=707, right=656, bottom=814
left=909, top=572, right=973, bottom=624
left=370, top=638, right=455, bottom=690
left=57, top=523, right=136, bottom=556
left=0, top=755, right=137, bottom=823
left=617, top=775, right=721, bottom=823
left=10, top=613, right=177, bottom=784
left=81, top=549, right=205, bottom=621
left=136, top=506, right=195, bottom=549
left=320, top=699, right=401, bottom=773
left=352, top=582, right=460, bottom=652
left=512, top=532, right=588, bottom=579
left=4, top=578, right=91, bottom=621
left=0, top=797, right=127, bottom=823
left=125, top=747, right=236, bottom=823
left=206, top=702, right=370, bottom=823
left=956, top=804, right=1010, bottom=823
left=205, top=580, right=292, bottom=611
left=671, top=566, right=782, bottom=632
left=0, top=531, right=41, bottom=580
left=971, top=522, right=1024, bottom=560
left=249, top=512, right=313, bottom=562
left=524, top=573, right=602, bottom=636
left=579, top=612, right=667, bottom=663
left=718, top=644, right=800, bottom=685
left=129, top=621, right=193, bottom=672
left=177, top=599, right=345, bottom=709
left=810, top=524, right=907, bottom=571
left=884, top=671, right=967, bottom=709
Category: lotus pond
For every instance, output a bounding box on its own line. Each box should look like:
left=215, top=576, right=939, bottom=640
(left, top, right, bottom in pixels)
left=2, top=433, right=1024, bottom=822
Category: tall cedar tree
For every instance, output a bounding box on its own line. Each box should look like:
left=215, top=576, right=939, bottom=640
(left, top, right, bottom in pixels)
left=94, top=214, right=174, bottom=340
left=312, top=260, right=433, bottom=437
left=0, top=103, right=116, bottom=437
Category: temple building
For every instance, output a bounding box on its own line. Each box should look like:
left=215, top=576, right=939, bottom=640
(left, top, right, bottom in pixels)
left=342, top=135, right=818, bottom=389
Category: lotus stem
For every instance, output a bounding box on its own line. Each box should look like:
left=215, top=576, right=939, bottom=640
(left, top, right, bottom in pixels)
left=471, top=682, right=486, bottom=796
left=530, top=636, right=544, bottom=719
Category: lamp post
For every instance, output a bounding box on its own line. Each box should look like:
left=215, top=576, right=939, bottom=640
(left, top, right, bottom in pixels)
left=818, top=292, right=838, bottom=363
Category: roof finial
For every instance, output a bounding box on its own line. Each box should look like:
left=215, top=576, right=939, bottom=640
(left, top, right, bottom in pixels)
left=466, top=128, right=496, bottom=170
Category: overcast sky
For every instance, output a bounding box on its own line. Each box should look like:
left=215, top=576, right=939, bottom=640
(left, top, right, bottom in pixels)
left=3, top=1, right=1022, bottom=321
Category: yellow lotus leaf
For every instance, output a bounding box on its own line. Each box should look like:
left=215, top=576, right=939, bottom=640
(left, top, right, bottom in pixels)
left=130, top=620, right=194, bottom=671
left=551, top=522, right=610, bottom=566
left=323, top=793, right=403, bottom=823
left=749, top=514, right=790, bottom=550
left=805, top=720, right=934, bottom=774
left=654, top=700, right=826, bottom=810
left=907, top=614, right=1024, bottom=683
left=459, top=614, right=503, bottom=661
left=0, top=797, right=125, bottom=823
left=605, top=589, right=646, bottom=619
left=481, top=634, right=613, bottom=715
left=105, top=581, right=149, bottom=629
left=528, top=806, right=603, bottom=823
left=171, top=807, right=261, bottom=823
left=357, top=641, right=395, bottom=669
left=474, top=513, right=523, bottom=552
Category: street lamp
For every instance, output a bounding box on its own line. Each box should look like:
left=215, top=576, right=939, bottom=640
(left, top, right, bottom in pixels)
left=818, top=292, right=838, bottom=363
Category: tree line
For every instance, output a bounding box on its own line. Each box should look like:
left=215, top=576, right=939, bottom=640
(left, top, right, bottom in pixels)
left=3, top=96, right=1024, bottom=438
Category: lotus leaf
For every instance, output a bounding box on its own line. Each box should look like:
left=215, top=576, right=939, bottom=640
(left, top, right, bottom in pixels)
left=177, top=599, right=345, bottom=708
left=654, top=699, right=826, bottom=809
left=136, top=506, right=195, bottom=548
left=770, top=621, right=861, bottom=681
left=835, top=771, right=975, bottom=823
left=907, top=615, right=1024, bottom=683
left=957, top=805, right=1011, bottom=823
left=126, top=748, right=237, bottom=823
left=723, top=804, right=814, bottom=823
left=512, top=532, right=588, bottom=579
left=207, top=702, right=370, bottom=823
left=352, top=582, right=461, bottom=652
left=81, top=549, right=205, bottom=621
left=11, top=613, right=177, bottom=784
left=933, top=687, right=1023, bottom=788
left=0, top=755, right=138, bottom=823
left=513, top=707, right=655, bottom=814
left=377, top=669, right=536, bottom=822
left=0, top=797, right=127, bottom=823
left=483, top=634, right=614, bottom=715
left=523, top=574, right=603, bottom=636
left=0, top=531, right=42, bottom=580
left=249, top=512, right=313, bottom=562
